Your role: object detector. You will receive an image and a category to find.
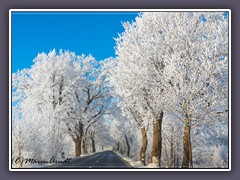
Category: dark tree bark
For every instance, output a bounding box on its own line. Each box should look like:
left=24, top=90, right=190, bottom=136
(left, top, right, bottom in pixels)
left=73, top=138, right=81, bottom=157
left=61, top=151, right=65, bottom=159
left=182, top=118, right=192, bottom=168
left=119, top=142, right=124, bottom=154
left=175, top=135, right=180, bottom=168
left=151, top=111, right=163, bottom=166
left=125, top=134, right=130, bottom=157
left=90, top=137, right=96, bottom=153
left=117, top=142, right=120, bottom=152
left=189, top=128, right=193, bottom=168
left=68, top=122, right=83, bottom=157
left=82, top=135, right=88, bottom=154
left=88, top=130, right=96, bottom=153
left=17, top=151, right=24, bottom=168
left=140, top=127, right=148, bottom=165
left=170, top=126, right=174, bottom=168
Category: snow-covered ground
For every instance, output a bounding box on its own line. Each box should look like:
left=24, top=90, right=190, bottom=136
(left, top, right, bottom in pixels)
left=116, top=152, right=160, bottom=168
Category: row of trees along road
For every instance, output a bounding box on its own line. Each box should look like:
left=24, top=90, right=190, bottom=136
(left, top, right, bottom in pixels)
left=12, top=51, right=112, bottom=167
left=12, top=12, right=228, bottom=168
left=107, top=12, right=228, bottom=168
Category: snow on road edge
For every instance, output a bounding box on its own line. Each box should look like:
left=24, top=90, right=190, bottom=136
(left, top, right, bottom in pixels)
left=116, top=152, right=161, bottom=168
left=115, top=152, right=145, bottom=168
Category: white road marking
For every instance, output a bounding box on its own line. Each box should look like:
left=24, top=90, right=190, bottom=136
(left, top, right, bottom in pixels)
left=89, top=152, right=106, bottom=168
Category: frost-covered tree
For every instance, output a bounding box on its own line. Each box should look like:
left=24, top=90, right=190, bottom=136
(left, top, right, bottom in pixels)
left=12, top=106, right=29, bottom=168
left=110, top=13, right=174, bottom=166
left=12, top=11, right=228, bottom=169
left=109, top=11, right=228, bottom=168
left=12, top=50, right=111, bottom=160
left=109, top=108, right=139, bottom=158
left=12, top=50, right=79, bottom=159
left=66, top=56, right=111, bottom=155
left=103, top=58, right=149, bottom=164
left=146, top=12, right=229, bottom=168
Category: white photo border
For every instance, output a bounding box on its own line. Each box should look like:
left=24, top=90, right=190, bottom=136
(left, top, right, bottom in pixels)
left=9, top=9, right=231, bottom=172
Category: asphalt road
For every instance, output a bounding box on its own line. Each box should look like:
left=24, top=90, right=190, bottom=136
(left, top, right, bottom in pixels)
left=49, top=151, right=130, bottom=169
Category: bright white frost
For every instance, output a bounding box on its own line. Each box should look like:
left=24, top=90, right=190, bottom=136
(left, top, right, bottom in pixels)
left=12, top=11, right=229, bottom=168
left=108, top=12, right=228, bottom=167
left=12, top=50, right=111, bottom=167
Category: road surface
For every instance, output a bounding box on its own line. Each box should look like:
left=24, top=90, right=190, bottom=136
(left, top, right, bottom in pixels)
left=48, top=151, right=130, bottom=169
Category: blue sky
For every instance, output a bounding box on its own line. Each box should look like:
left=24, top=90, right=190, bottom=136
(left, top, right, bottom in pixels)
left=12, top=12, right=138, bottom=73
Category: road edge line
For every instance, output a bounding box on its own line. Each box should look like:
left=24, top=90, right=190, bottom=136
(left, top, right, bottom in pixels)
left=113, top=151, right=133, bottom=168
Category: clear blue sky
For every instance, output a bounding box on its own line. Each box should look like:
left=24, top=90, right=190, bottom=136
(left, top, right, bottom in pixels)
left=12, top=12, right=138, bottom=73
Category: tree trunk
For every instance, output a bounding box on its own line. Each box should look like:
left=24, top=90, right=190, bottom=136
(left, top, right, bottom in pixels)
left=117, top=142, right=120, bottom=152
left=140, top=127, right=148, bottom=165
left=61, top=151, right=65, bottom=159
left=164, top=143, right=170, bottom=167
left=18, top=151, right=24, bottom=168
left=71, top=122, right=83, bottom=157
left=189, top=129, right=193, bottom=168
left=89, top=131, right=95, bottom=153
left=82, top=135, right=88, bottom=154
left=151, top=111, right=163, bottom=166
left=91, top=137, right=96, bottom=153
left=125, top=134, right=130, bottom=157
left=182, top=118, right=192, bottom=168
left=170, top=126, right=174, bottom=168
left=73, top=138, right=81, bottom=157
left=119, top=141, right=123, bottom=154
left=175, top=136, right=179, bottom=168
